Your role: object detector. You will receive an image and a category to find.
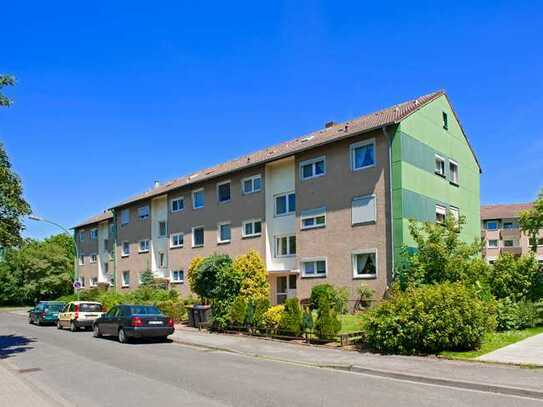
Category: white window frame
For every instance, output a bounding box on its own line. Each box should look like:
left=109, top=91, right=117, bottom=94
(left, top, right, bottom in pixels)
left=435, top=154, right=446, bottom=177
left=242, top=219, right=262, bottom=238
left=352, top=194, right=377, bottom=225
left=350, top=138, right=376, bottom=171
left=170, top=270, right=184, bottom=284
left=120, top=209, right=130, bottom=225
left=487, top=239, right=499, bottom=248
left=121, top=271, right=130, bottom=288
left=158, top=221, right=167, bottom=238
left=90, top=253, right=97, bottom=264
left=274, top=192, right=296, bottom=217
left=503, top=239, right=517, bottom=247
left=170, top=232, right=184, bottom=248
left=170, top=197, right=184, bottom=213
left=216, top=180, right=232, bottom=204
left=300, top=207, right=326, bottom=230
left=78, top=255, right=85, bottom=265
left=449, top=206, right=459, bottom=222
left=121, top=241, right=130, bottom=257
left=436, top=205, right=447, bottom=224
left=192, top=188, right=205, bottom=209
left=449, top=159, right=459, bottom=185
left=241, top=174, right=262, bottom=195
left=158, top=251, right=167, bottom=268
left=275, top=235, right=296, bottom=258
left=299, top=156, right=326, bottom=181
left=138, top=205, right=150, bottom=220
left=138, top=239, right=150, bottom=253
left=192, top=226, right=205, bottom=248
left=217, top=221, right=232, bottom=244
left=352, top=249, right=378, bottom=279
left=89, top=229, right=98, bottom=240
left=301, top=257, right=327, bottom=278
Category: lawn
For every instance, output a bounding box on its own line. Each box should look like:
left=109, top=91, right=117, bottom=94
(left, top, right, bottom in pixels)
left=339, top=313, right=365, bottom=334
left=440, top=326, right=543, bottom=360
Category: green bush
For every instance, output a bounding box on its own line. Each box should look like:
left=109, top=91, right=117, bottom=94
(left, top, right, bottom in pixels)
left=363, top=283, right=496, bottom=355
left=489, top=253, right=540, bottom=301
left=314, top=297, right=341, bottom=340
left=263, top=305, right=284, bottom=332
left=309, top=284, right=348, bottom=313
left=246, top=297, right=270, bottom=332
left=496, top=298, right=541, bottom=331
left=229, top=296, right=247, bottom=327
left=99, top=291, right=126, bottom=311
left=280, top=298, right=303, bottom=336
left=155, top=300, right=186, bottom=323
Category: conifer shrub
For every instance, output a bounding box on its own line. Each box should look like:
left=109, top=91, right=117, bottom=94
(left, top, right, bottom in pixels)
left=280, top=298, right=303, bottom=336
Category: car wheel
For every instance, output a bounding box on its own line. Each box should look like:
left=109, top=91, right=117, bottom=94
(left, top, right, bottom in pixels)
left=158, top=336, right=169, bottom=342
left=118, top=328, right=129, bottom=344
left=93, top=324, right=102, bottom=338
left=70, top=321, right=78, bottom=332
left=36, top=318, right=42, bottom=326
left=28, top=316, right=33, bottom=325
left=57, top=320, right=63, bottom=330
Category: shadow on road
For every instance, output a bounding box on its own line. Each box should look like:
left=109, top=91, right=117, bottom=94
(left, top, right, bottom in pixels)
left=97, top=335, right=173, bottom=346
left=0, top=334, right=36, bottom=359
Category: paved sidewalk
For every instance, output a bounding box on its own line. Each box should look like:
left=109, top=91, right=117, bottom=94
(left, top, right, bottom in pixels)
left=0, top=361, right=55, bottom=407
left=478, top=333, right=543, bottom=366
left=172, top=326, right=543, bottom=398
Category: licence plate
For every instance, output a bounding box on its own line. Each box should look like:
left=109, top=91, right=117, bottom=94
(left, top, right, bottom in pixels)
left=148, top=321, right=163, bottom=325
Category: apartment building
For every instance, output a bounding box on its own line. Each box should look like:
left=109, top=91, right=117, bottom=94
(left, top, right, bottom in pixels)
left=73, top=90, right=481, bottom=305
left=481, top=203, right=543, bottom=264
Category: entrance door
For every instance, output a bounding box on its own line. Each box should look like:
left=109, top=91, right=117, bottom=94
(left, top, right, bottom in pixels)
left=276, top=275, right=297, bottom=304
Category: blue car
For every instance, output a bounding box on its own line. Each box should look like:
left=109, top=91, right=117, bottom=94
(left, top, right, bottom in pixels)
left=28, top=301, right=65, bottom=325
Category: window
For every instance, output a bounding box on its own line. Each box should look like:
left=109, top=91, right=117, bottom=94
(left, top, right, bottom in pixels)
left=276, top=235, right=296, bottom=257
left=90, top=277, right=98, bottom=287
left=192, top=226, right=204, bottom=247
left=242, top=219, right=262, bottom=238
left=170, top=197, right=184, bottom=213
left=122, top=271, right=130, bottom=287
left=449, top=206, right=459, bottom=222
left=170, top=233, right=184, bottom=248
left=138, top=205, right=149, bottom=220
left=217, top=181, right=231, bottom=203
left=275, top=192, right=296, bottom=216
left=192, top=188, right=205, bottom=209
left=435, top=205, right=447, bottom=224
left=503, top=222, right=514, bottom=230
left=158, top=221, right=167, bottom=238
left=90, top=254, right=97, bottom=264
left=90, top=229, right=98, bottom=240
left=122, top=241, right=130, bottom=257
left=139, top=239, right=150, bottom=253
left=217, top=222, right=231, bottom=243
left=503, top=240, right=516, bottom=247
left=79, top=231, right=86, bottom=241
left=487, top=239, right=498, bottom=248
left=301, top=207, right=326, bottom=230
left=529, top=237, right=543, bottom=247
left=300, top=156, right=326, bottom=181
left=353, top=250, right=377, bottom=278
left=78, top=255, right=85, bottom=265
left=121, top=209, right=130, bottom=225
left=301, top=258, right=327, bottom=278
left=242, top=175, right=262, bottom=194
left=158, top=252, right=167, bottom=268
left=350, top=139, right=375, bottom=171
left=435, top=155, right=446, bottom=177
left=442, top=112, right=448, bottom=130
left=352, top=195, right=376, bottom=225
left=449, top=160, right=459, bottom=185
left=171, top=270, right=184, bottom=283
left=486, top=220, right=498, bottom=230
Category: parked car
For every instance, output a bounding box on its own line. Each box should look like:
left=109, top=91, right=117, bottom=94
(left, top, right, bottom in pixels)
left=57, top=301, right=104, bottom=332
left=93, top=304, right=174, bottom=343
left=28, top=301, right=65, bottom=325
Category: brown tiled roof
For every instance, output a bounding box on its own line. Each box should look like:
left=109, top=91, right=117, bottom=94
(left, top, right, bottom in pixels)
left=481, top=203, right=533, bottom=220
left=73, top=210, right=113, bottom=229
left=111, top=90, right=448, bottom=209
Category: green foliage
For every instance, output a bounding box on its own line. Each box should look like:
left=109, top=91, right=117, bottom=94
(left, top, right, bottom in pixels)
left=263, top=305, right=284, bottom=332
left=229, top=296, right=247, bottom=326
left=489, top=253, right=541, bottom=301
left=155, top=300, right=186, bottom=323
left=357, top=283, right=375, bottom=307
left=314, top=297, right=341, bottom=340
left=363, top=283, right=496, bottom=355
left=309, top=284, right=348, bottom=313
left=233, top=250, right=270, bottom=302
left=396, top=216, right=488, bottom=289
left=139, top=261, right=155, bottom=287
left=191, top=254, right=234, bottom=302
left=302, top=306, right=314, bottom=333
left=99, top=291, right=127, bottom=311
left=280, top=298, right=303, bottom=336
left=520, top=190, right=543, bottom=252
left=0, top=143, right=31, bottom=248
left=246, top=297, right=270, bottom=332
left=0, top=74, right=15, bottom=107
left=0, top=234, right=74, bottom=305
left=495, top=298, right=541, bottom=331
left=187, top=256, right=204, bottom=298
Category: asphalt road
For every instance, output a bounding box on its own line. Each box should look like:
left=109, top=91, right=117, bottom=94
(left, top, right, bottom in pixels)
left=0, top=312, right=541, bottom=407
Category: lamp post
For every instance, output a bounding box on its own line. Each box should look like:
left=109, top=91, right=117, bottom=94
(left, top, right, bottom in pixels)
left=28, top=214, right=80, bottom=296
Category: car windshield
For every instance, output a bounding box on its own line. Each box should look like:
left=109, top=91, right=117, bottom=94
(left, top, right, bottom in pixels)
left=79, top=303, right=102, bottom=312
left=44, top=303, right=64, bottom=311
left=128, top=306, right=162, bottom=315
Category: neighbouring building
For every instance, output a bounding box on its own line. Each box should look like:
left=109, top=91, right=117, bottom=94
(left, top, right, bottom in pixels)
left=73, top=90, right=481, bottom=306
left=481, top=203, right=543, bottom=264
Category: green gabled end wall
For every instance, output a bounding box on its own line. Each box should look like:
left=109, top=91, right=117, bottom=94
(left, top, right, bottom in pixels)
left=391, top=94, right=481, bottom=262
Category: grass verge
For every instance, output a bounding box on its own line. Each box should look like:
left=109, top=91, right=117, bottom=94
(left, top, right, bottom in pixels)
left=339, top=313, right=365, bottom=334
left=441, top=326, right=543, bottom=360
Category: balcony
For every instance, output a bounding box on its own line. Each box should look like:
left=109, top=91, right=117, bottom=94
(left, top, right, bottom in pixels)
left=501, top=246, right=522, bottom=256
left=500, top=228, right=521, bottom=241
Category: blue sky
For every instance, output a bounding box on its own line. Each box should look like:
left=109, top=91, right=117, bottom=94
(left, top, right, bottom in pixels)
left=1, top=1, right=542, bottom=239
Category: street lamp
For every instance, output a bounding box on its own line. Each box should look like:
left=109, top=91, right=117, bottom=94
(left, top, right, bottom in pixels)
left=27, top=214, right=80, bottom=293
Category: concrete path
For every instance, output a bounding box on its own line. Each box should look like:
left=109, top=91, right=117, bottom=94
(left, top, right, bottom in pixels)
left=0, top=361, right=57, bottom=407
left=170, top=326, right=543, bottom=398
left=478, top=333, right=543, bottom=366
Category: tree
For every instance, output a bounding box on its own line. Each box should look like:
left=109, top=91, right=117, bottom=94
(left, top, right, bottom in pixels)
left=489, top=253, right=541, bottom=301
left=0, top=74, right=31, bottom=247
left=232, top=250, right=270, bottom=302
left=396, top=214, right=489, bottom=289
left=520, top=190, right=543, bottom=252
